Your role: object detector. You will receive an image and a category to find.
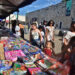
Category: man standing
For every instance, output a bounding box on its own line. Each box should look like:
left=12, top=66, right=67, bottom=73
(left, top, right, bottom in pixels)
left=19, top=23, right=24, bottom=39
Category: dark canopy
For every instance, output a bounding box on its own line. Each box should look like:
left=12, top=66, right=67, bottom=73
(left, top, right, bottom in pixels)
left=0, top=0, right=36, bottom=19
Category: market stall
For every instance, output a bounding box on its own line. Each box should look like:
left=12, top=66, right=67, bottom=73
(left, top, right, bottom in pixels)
left=0, top=0, right=36, bottom=19
left=0, top=30, right=70, bottom=75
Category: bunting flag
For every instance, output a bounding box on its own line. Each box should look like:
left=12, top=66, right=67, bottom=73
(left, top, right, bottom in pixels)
left=66, top=0, right=72, bottom=16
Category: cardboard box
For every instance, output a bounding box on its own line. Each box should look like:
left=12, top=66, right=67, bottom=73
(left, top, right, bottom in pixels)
left=0, top=44, right=5, bottom=60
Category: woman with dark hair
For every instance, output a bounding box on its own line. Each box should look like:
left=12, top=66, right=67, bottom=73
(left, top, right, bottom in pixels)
left=62, top=21, right=75, bottom=60
left=42, top=20, right=47, bottom=33
left=12, top=20, right=16, bottom=33
left=45, top=20, right=55, bottom=41
left=19, top=23, right=24, bottom=39
left=63, top=36, right=75, bottom=75
left=70, top=21, right=75, bottom=32
left=63, top=21, right=75, bottom=46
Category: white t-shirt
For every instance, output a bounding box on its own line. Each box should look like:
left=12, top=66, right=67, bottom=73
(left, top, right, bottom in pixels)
left=41, top=31, right=44, bottom=41
left=15, top=26, right=21, bottom=37
left=41, top=31, right=44, bottom=37
left=64, top=31, right=75, bottom=43
left=31, top=31, right=39, bottom=40
left=46, top=26, right=55, bottom=41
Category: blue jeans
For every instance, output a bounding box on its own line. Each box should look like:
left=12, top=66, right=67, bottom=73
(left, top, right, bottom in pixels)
left=31, top=39, right=41, bottom=48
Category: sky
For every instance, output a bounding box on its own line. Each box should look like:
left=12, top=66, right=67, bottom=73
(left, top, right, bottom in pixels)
left=14, top=0, right=62, bottom=15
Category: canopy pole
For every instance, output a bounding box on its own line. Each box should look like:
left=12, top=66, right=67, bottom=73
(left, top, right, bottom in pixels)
left=5, top=18, right=6, bottom=27
left=9, top=15, right=10, bottom=29
left=17, top=10, right=19, bottom=21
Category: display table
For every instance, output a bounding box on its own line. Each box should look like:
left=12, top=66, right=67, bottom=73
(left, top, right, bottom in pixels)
left=0, top=36, right=70, bottom=75
left=35, top=54, right=70, bottom=75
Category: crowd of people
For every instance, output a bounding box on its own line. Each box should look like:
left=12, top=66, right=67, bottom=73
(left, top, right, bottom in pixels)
left=29, top=20, right=75, bottom=75
left=30, top=20, right=55, bottom=48
left=11, top=19, right=75, bottom=75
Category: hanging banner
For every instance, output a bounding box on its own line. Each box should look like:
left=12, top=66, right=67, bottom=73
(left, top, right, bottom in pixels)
left=66, top=0, right=72, bottom=16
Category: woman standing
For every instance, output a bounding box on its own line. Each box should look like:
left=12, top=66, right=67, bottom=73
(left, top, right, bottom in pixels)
left=68, top=36, right=75, bottom=75
left=63, top=21, right=75, bottom=46
left=45, top=20, right=55, bottom=41
left=62, top=21, right=75, bottom=58
left=30, top=23, right=43, bottom=48
left=15, top=24, right=21, bottom=38
left=19, top=23, right=24, bottom=39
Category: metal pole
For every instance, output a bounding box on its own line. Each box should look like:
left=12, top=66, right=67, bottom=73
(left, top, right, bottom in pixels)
left=17, top=11, right=18, bottom=21
left=17, top=10, right=19, bottom=21
left=9, top=15, right=10, bottom=29
left=5, top=18, right=6, bottom=27
left=16, top=10, right=19, bottom=25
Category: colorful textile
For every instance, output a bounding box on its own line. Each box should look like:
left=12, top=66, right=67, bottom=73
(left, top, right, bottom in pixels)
left=0, top=60, right=12, bottom=71
left=5, top=50, right=25, bottom=62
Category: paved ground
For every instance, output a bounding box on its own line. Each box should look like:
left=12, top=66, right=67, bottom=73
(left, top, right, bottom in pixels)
left=54, top=35, right=62, bottom=54
left=24, top=29, right=63, bottom=54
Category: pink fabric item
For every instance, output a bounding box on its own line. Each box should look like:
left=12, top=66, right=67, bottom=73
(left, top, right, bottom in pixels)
left=5, top=50, right=25, bottom=62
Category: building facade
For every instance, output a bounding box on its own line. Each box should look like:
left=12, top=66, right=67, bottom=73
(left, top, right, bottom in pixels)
left=26, top=0, right=75, bottom=28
